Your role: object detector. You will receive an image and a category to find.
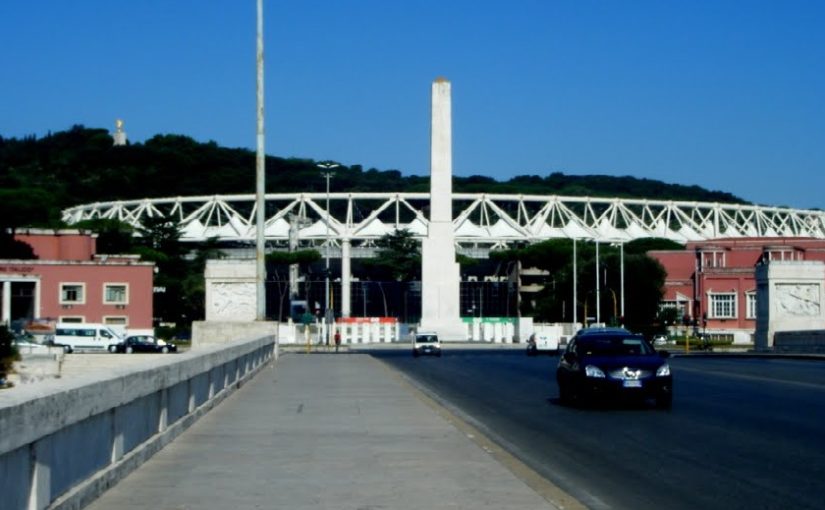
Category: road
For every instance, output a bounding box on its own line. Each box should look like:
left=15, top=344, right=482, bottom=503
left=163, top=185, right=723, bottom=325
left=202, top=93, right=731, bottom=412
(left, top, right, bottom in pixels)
left=368, top=349, right=825, bottom=510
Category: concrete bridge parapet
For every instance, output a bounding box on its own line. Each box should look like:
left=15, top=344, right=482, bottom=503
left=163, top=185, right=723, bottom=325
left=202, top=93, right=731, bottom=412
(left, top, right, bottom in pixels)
left=0, top=334, right=276, bottom=510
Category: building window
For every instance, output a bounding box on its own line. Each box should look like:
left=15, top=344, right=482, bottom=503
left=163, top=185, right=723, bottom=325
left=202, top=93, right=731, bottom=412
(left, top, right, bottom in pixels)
left=60, top=283, right=85, bottom=305
left=59, top=316, right=84, bottom=323
left=746, top=293, right=757, bottom=319
left=103, top=316, right=128, bottom=326
left=768, top=250, right=797, bottom=262
left=703, top=251, right=726, bottom=268
left=659, top=300, right=688, bottom=318
left=709, top=293, right=737, bottom=319
left=103, top=283, right=129, bottom=305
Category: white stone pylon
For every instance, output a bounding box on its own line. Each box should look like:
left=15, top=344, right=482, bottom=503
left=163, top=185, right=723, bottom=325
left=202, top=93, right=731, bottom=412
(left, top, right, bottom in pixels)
left=419, top=78, right=467, bottom=340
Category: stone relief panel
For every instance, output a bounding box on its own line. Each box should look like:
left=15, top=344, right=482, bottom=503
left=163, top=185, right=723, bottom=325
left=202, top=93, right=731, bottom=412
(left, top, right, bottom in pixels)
left=209, top=282, right=256, bottom=321
left=775, top=283, right=821, bottom=317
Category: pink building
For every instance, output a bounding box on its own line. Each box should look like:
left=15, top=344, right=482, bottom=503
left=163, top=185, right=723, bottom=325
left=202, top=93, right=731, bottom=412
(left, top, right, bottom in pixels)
left=649, top=238, right=825, bottom=343
left=1, top=229, right=154, bottom=332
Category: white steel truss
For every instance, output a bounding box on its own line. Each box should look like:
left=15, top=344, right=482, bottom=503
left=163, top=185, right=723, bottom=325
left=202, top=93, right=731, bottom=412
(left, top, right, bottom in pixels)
left=62, top=193, right=825, bottom=250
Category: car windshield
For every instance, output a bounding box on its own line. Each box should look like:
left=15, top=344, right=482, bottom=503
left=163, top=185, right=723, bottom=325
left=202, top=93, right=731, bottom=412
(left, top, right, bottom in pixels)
left=416, top=335, right=437, bottom=344
left=577, top=335, right=654, bottom=356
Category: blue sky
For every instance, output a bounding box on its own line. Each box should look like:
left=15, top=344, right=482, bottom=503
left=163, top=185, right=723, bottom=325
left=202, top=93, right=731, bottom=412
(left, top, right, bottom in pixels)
left=2, top=1, right=824, bottom=209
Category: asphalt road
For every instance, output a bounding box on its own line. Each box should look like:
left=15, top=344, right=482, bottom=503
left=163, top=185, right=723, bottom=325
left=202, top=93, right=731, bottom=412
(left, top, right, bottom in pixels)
left=368, top=349, right=825, bottom=510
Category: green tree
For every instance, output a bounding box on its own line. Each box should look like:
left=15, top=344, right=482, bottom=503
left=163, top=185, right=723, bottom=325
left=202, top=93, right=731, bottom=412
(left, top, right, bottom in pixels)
left=0, top=325, right=20, bottom=383
left=363, top=229, right=421, bottom=282
left=0, top=188, right=62, bottom=229
left=133, top=216, right=190, bottom=327
left=266, top=249, right=322, bottom=321
left=73, top=218, right=135, bottom=254
left=624, top=237, right=684, bottom=255
left=497, top=239, right=667, bottom=329
left=0, top=231, right=36, bottom=259
left=620, top=253, right=666, bottom=333
left=179, top=237, right=225, bottom=327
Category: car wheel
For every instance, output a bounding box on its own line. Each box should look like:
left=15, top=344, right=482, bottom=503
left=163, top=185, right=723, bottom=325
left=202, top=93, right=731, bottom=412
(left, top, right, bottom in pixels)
left=108, top=345, right=117, bottom=353
left=63, top=345, right=72, bottom=354
left=126, top=346, right=133, bottom=354
left=558, top=382, right=573, bottom=405
left=161, top=346, right=169, bottom=354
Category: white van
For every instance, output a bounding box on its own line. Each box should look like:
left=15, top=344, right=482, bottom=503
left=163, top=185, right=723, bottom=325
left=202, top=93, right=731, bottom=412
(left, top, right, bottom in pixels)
left=53, top=323, right=123, bottom=353
left=412, top=331, right=442, bottom=357
left=526, top=325, right=563, bottom=356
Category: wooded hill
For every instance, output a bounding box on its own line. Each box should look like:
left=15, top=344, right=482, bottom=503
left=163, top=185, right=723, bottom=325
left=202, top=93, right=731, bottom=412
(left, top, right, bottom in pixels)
left=0, top=125, right=746, bottom=229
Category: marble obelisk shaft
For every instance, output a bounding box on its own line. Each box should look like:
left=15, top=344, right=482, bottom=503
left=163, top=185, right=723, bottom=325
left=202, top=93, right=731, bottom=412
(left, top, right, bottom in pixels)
left=420, top=78, right=466, bottom=340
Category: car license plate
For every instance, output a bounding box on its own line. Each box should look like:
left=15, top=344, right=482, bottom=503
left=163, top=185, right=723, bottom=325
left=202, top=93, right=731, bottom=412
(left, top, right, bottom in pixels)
left=623, top=380, right=642, bottom=388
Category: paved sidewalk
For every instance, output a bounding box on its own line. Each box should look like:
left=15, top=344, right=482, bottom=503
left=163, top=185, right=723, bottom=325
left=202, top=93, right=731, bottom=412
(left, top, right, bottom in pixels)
left=85, top=353, right=563, bottom=510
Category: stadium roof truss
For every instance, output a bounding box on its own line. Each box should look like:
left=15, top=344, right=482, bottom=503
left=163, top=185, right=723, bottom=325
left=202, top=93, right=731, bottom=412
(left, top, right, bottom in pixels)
left=63, top=193, right=825, bottom=252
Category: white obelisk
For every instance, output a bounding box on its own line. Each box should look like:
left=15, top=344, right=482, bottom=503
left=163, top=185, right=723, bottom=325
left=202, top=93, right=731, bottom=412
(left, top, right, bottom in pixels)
left=419, top=78, right=466, bottom=340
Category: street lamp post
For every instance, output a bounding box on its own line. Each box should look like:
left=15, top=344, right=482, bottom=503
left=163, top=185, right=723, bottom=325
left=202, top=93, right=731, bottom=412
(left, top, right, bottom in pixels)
left=318, top=162, right=339, bottom=344
left=595, top=240, right=601, bottom=324
left=572, top=238, right=577, bottom=326
left=619, top=241, right=625, bottom=324
left=609, top=240, right=626, bottom=326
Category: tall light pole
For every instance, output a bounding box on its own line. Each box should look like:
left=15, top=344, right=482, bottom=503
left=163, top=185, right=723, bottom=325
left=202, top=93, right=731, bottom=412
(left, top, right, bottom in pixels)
left=609, top=240, right=626, bottom=326
left=254, top=0, right=266, bottom=321
left=620, top=241, right=625, bottom=324
left=595, top=240, right=601, bottom=324
left=318, top=162, right=339, bottom=343
left=572, top=238, right=577, bottom=326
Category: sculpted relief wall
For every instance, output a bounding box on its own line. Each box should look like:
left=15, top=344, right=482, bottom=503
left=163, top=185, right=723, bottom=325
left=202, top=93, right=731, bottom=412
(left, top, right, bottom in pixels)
left=775, top=283, right=821, bottom=317
left=755, top=261, right=825, bottom=350
left=205, top=260, right=257, bottom=322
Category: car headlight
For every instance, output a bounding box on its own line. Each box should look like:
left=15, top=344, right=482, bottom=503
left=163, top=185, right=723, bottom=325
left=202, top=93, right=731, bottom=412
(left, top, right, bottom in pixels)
left=585, top=365, right=606, bottom=378
left=656, top=363, right=671, bottom=377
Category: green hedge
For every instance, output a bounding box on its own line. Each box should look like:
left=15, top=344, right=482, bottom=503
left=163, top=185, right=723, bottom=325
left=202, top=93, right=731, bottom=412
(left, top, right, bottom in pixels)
left=669, top=335, right=734, bottom=349
left=0, top=326, right=21, bottom=382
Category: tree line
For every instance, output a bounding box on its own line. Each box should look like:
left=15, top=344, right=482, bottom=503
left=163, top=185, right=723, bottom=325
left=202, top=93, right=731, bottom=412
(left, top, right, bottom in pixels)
left=0, top=125, right=745, bottom=230
left=1, top=125, right=728, bottom=332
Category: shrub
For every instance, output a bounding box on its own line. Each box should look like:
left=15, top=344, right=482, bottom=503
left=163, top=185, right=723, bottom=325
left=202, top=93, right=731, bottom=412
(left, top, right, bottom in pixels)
left=0, top=326, right=21, bottom=382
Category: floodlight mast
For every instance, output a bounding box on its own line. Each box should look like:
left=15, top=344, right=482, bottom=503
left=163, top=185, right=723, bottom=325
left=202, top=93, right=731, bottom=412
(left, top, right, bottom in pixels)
left=318, top=162, right=339, bottom=344
left=255, top=0, right=266, bottom=321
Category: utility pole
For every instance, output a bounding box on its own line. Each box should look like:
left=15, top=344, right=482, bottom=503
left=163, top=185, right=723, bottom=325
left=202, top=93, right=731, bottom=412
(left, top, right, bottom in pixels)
left=595, top=240, right=601, bottom=324
left=318, top=162, right=339, bottom=344
left=254, top=0, right=266, bottom=321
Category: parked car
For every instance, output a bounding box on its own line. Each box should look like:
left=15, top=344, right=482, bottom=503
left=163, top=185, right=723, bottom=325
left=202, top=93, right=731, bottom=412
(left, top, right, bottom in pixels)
left=556, top=329, right=672, bottom=408
left=652, top=334, right=669, bottom=346
left=412, top=332, right=441, bottom=357
left=112, top=335, right=177, bottom=354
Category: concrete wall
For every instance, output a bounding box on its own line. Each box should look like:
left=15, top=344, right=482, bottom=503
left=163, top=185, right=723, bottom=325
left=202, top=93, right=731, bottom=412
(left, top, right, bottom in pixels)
left=774, top=330, right=825, bottom=354
left=192, top=320, right=279, bottom=346
left=755, top=261, right=825, bottom=350
left=0, top=334, right=276, bottom=510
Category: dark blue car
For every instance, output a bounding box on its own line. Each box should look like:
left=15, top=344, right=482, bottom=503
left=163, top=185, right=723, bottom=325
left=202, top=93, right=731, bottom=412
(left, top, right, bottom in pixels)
left=556, top=329, right=672, bottom=408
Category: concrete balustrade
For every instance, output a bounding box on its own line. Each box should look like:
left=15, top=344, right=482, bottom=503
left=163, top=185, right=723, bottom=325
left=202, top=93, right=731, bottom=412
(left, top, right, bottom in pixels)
left=0, top=335, right=276, bottom=510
